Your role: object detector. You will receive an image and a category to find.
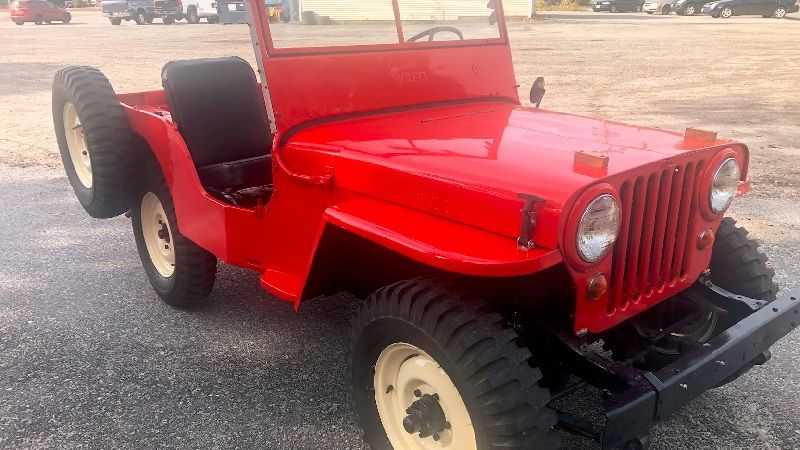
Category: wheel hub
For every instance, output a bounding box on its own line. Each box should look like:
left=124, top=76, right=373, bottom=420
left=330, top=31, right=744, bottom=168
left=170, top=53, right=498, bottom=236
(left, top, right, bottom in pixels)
left=141, top=192, right=176, bottom=278
left=373, top=342, right=477, bottom=450
left=63, top=102, right=92, bottom=189
left=402, top=392, right=451, bottom=441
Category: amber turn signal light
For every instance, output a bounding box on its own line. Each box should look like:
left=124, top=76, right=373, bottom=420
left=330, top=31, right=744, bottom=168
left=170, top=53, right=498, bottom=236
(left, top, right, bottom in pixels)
left=587, top=273, right=608, bottom=301
left=697, top=228, right=715, bottom=250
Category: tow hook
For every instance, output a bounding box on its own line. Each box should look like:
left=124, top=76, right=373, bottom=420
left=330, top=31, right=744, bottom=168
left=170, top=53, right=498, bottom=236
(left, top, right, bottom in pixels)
left=402, top=392, right=450, bottom=441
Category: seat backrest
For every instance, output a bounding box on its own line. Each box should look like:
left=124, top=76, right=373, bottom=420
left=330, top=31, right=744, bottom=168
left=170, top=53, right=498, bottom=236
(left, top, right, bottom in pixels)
left=161, top=57, right=272, bottom=168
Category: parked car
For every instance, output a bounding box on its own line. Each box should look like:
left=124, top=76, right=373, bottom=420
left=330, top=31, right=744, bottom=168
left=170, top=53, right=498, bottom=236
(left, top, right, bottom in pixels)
left=182, top=0, right=219, bottom=23
left=671, top=0, right=706, bottom=14
left=101, top=0, right=182, bottom=25
left=592, top=0, right=645, bottom=11
left=643, top=0, right=673, bottom=13
left=703, top=0, right=798, bottom=17
left=9, top=0, right=71, bottom=24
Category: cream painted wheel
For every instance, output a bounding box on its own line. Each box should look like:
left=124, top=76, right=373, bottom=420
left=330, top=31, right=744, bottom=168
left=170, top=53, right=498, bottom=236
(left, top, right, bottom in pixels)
left=63, top=102, right=93, bottom=189
left=374, top=343, right=477, bottom=450
left=140, top=192, right=175, bottom=278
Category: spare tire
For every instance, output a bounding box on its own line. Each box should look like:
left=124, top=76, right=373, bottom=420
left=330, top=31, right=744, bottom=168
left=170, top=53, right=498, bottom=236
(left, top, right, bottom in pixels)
left=53, top=66, right=136, bottom=218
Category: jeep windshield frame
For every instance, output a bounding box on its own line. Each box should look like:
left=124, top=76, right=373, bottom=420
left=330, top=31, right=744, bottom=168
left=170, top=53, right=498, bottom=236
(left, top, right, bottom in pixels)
left=248, top=0, right=510, bottom=57
left=246, top=0, right=520, bottom=136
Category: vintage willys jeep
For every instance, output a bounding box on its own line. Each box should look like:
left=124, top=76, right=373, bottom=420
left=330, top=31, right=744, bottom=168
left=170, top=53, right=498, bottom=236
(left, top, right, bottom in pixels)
left=52, top=1, right=798, bottom=448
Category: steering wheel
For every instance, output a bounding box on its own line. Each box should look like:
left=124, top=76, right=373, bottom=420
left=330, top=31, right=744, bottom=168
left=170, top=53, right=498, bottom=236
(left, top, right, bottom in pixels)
left=407, top=26, right=464, bottom=43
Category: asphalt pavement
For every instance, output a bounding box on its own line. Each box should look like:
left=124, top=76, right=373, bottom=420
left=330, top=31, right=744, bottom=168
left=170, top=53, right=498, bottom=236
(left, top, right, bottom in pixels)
left=1, top=165, right=798, bottom=449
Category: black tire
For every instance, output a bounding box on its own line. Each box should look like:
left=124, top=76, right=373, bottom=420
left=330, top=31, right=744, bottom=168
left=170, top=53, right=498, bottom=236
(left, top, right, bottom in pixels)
left=720, top=6, right=734, bottom=17
left=710, top=218, right=778, bottom=301
left=34, top=15, right=43, bottom=24
left=52, top=66, right=137, bottom=219
left=134, top=10, right=146, bottom=24
left=773, top=7, right=787, bottom=18
left=63, top=12, right=71, bottom=23
left=132, top=169, right=217, bottom=307
left=351, top=279, right=559, bottom=450
left=163, top=16, right=175, bottom=24
left=14, top=20, right=24, bottom=25
left=662, top=5, right=671, bottom=14
left=207, top=15, right=219, bottom=24
left=110, top=18, right=122, bottom=25
left=683, top=3, right=697, bottom=15
left=186, top=7, right=199, bottom=23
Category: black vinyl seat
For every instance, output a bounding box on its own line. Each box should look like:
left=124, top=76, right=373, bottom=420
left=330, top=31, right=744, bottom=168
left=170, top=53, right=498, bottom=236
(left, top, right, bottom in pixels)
left=161, top=56, right=273, bottom=207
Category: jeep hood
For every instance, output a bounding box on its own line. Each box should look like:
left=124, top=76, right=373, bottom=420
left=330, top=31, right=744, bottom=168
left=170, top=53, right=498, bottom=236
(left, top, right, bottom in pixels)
left=285, top=101, right=722, bottom=246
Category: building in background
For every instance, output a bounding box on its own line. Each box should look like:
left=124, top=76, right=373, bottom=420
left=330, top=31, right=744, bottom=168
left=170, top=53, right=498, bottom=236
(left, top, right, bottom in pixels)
left=296, top=0, right=534, bottom=22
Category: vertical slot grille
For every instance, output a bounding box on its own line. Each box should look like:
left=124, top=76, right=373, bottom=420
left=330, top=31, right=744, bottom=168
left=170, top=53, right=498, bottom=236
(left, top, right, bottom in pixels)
left=608, top=159, right=705, bottom=312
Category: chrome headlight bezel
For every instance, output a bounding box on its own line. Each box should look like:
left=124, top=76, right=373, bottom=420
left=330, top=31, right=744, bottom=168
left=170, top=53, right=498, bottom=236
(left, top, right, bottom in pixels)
left=576, top=194, right=621, bottom=264
left=709, top=157, right=741, bottom=214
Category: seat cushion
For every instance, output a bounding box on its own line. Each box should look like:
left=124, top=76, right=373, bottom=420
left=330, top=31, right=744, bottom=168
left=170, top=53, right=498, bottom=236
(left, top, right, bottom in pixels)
left=197, top=155, right=271, bottom=192
left=161, top=57, right=272, bottom=168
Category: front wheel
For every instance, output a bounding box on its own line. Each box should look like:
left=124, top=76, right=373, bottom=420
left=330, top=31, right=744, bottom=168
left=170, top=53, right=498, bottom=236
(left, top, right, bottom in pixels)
left=163, top=16, right=175, bottom=24
left=683, top=4, right=697, bottom=15
left=134, top=11, right=147, bottom=24
left=351, top=279, right=559, bottom=450
left=207, top=15, right=219, bottom=23
left=63, top=12, right=71, bottom=23
left=132, top=172, right=217, bottom=307
left=110, top=18, right=122, bottom=25
left=14, top=20, right=24, bottom=25
left=720, top=6, right=734, bottom=17
left=773, top=7, right=787, bottom=18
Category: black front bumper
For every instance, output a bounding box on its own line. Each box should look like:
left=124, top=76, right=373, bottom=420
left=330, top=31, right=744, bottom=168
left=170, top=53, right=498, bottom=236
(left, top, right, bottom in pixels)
left=601, top=287, right=799, bottom=448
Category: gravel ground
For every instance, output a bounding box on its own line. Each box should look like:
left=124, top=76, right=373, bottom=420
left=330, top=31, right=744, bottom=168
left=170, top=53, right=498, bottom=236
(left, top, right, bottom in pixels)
left=1, top=9, right=799, bottom=450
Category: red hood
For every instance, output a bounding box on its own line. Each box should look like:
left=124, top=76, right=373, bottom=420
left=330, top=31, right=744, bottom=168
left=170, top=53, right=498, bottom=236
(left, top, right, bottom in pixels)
left=285, top=101, right=731, bottom=246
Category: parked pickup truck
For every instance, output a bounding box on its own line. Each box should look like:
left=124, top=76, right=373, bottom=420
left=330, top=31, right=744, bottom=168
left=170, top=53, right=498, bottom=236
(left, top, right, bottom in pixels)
left=101, top=0, right=182, bottom=25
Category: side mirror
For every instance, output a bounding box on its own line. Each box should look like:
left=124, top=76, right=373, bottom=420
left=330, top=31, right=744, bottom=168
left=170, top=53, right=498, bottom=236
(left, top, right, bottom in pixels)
left=530, top=77, right=546, bottom=108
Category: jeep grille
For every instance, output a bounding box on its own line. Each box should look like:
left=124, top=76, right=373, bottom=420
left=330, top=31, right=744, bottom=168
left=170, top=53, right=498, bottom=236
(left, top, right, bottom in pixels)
left=607, top=158, right=707, bottom=312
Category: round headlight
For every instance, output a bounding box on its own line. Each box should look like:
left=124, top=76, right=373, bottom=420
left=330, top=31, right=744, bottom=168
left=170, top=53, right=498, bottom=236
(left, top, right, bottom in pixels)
left=710, top=158, right=740, bottom=214
left=577, top=194, right=620, bottom=263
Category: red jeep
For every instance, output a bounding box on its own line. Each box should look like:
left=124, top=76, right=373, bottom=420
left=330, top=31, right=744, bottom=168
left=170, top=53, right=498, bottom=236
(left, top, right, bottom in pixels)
left=10, top=0, right=71, bottom=25
left=51, top=1, right=798, bottom=448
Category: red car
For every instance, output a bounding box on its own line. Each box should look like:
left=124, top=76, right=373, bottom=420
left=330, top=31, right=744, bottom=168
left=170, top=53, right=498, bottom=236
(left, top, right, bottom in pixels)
left=10, top=0, right=71, bottom=25
left=51, top=0, right=798, bottom=449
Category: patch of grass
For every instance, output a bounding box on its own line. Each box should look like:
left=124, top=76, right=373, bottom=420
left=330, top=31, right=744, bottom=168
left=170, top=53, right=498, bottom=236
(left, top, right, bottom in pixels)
left=536, top=0, right=590, bottom=11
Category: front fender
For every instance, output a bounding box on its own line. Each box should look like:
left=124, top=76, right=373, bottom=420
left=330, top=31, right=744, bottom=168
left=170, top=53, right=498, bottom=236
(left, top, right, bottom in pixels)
left=323, top=195, right=562, bottom=277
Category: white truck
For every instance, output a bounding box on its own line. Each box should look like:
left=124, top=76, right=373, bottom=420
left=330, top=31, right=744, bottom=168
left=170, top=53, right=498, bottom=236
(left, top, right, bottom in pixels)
left=182, top=0, right=219, bottom=23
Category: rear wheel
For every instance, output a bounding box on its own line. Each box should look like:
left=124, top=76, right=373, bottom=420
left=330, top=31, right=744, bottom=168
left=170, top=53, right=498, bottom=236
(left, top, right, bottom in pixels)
left=110, top=18, right=122, bottom=25
left=52, top=66, right=137, bottom=218
left=662, top=5, right=671, bottom=14
left=207, top=15, right=219, bottom=23
left=34, top=15, right=43, bottom=24
left=773, top=7, right=787, bottom=18
left=683, top=4, right=697, bottom=15
left=132, top=171, right=217, bottom=307
left=351, top=279, right=559, bottom=450
left=134, top=10, right=147, bottom=24
left=720, top=6, right=734, bottom=17
left=186, top=7, right=200, bottom=23
left=163, top=16, right=175, bottom=24
left=14, top=20, right=24, bottom=25
left=63, top=12, right=71, bottom=23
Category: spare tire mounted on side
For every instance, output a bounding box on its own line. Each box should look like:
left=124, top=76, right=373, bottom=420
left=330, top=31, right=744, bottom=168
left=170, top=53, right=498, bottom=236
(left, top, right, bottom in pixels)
left=52, top=66, right=137, bottom=218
